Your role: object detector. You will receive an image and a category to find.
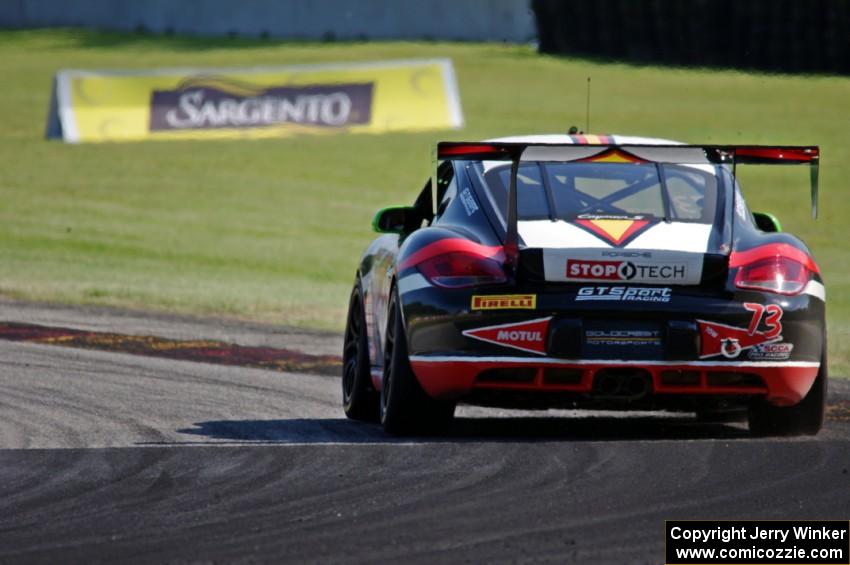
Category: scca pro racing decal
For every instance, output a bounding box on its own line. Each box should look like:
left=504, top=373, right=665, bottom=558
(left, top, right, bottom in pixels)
left=471, top=294, right=536, bottom=310
left=462, top=317, right=551, bottom=355
left=748, top=342, right=793, bottom=361
left=576, top=286, right=671, bottom=303
left=697, top=303, right=784, bottom=359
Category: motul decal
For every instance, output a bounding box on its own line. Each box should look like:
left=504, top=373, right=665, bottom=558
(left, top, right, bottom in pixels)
left=462, top=317, right=552, bottom=355
left=697, top=304, right=784, bottom=359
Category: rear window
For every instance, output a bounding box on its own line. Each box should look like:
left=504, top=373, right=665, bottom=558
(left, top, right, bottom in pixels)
left=473, top=161, right=719, bottom=223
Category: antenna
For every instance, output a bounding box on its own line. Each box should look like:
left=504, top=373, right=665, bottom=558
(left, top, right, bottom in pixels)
left=585, top=77, right=591, bottom=133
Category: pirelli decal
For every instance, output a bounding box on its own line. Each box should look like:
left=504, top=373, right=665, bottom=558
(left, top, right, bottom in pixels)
left=471, top=294, right=536, bottom=310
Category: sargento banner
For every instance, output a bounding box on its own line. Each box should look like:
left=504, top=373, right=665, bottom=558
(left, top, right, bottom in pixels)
left=45, top=59, right=463, bottom=143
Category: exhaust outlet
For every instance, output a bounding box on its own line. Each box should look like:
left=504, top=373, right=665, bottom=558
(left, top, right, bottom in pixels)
left=593, top=369, right=653, bottom=399
left=624, top=374, right=650, bottom=398
left=597, top=373, right=621, bottom=395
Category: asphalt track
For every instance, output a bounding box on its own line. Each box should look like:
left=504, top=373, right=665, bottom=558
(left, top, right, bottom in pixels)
left=1, top=302, right=849, bottom=564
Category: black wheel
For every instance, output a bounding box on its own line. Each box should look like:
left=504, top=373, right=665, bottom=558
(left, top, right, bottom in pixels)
left=380, top=287, right=455, bottom=435
left=342, top=280, right=379, bottom=422
left=748, top=349, right=827, bottom=437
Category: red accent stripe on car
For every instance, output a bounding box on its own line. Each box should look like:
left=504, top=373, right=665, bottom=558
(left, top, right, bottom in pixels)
left=729, top=243, right=820, bottom=275
left=410, top=357, right=819, bottom=407
left=398, top=238, right=505, bottom=271
left=736, top=147, right=818, bottom=163
left=438, top=144, right=507, bottom=158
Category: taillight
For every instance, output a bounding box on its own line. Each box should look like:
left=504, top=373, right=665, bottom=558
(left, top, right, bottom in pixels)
left=417, top=252, right=507, bottom=288
left=735, top=256, right=810, bottom=295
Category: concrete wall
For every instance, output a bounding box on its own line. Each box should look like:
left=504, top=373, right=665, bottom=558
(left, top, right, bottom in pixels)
left=0, top=0, right=536, bottom=42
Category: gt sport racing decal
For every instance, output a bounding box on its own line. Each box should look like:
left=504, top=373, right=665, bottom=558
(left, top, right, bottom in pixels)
left=462, top=317, right=551, bottom=355
left=471, top=294, right=536, bottom=310
left=697, top=303, right=785, bottom=359
left=542, top=249, right=704, bottom=285
left=576, top=286, right=672, bottom=303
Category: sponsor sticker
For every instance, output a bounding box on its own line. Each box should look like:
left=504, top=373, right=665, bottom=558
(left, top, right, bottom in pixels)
left=577, top=214, right=647, bottom=221
left=600, top=250, right=652, bottom=258
left=576, top=286, right=672, bottom=303
left=697, top=304, right=785, bottom=359
left=748, top=342, right=794, bottom=360
left=459, top=188, right=479, bottom=216
left=542, top=247, right=704, bottom=285
left=573, top=218, right=651, bottom=246
left=566, top=259, right=688, bottom=282
left=585, top=329, right=661, bottom=347
left=471, top=294, right=536, bottom=310
left=462, top=317, right=551, bottom=354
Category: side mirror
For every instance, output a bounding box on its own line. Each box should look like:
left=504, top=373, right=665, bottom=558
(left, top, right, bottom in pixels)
left=753, top=212, right=782, bottom=233
left=372, top=206, right=416, bottom=234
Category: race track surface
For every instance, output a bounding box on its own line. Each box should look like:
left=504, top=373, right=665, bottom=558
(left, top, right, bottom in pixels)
left=0, top=302, right=848, bottom=564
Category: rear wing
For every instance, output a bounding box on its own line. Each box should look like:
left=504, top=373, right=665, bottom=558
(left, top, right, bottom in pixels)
left=435, top=142, right=820, bottom=272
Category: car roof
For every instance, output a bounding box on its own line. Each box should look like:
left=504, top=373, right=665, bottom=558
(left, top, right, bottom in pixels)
left=486, top=134, right=684, bottom=145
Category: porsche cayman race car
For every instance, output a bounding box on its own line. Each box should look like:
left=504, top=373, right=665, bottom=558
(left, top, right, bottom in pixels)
left=342, top=134, right=826, bottom=436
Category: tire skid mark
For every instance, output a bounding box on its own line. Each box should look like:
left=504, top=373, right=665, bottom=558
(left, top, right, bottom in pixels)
left=0, top=322, right=341, bottom=376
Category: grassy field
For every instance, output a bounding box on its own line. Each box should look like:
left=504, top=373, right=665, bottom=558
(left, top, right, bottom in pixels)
left=0, top=29, right=848, bottom=374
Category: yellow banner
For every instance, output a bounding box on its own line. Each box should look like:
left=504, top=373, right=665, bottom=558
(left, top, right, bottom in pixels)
left=48, top=59, right=463, bottom=143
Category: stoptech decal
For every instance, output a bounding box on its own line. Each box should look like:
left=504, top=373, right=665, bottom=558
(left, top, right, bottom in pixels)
left=567, top=259, right=687, bottom=282
left=697, top=303, right=784, bottom=359
left=542, top=248, right=704, bottom=285
left=471, top=294, right=536, bottom=310
left=576, top=286, right=671, bottom=303
left=462, top=317, right=552, bottom=355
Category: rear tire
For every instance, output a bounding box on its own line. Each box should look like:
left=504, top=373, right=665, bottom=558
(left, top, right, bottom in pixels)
left=342, top=280, right=379, bottom=422
left=748, top=349, right=827, bottom=437
left=380, top=287, right=455, bottom=435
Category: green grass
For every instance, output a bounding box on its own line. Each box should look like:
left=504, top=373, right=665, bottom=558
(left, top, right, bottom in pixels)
left=0, top=29, right=848, bottom=374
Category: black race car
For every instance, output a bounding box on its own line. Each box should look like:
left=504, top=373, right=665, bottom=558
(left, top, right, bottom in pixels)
left=342, top=134, right=825, bottom=436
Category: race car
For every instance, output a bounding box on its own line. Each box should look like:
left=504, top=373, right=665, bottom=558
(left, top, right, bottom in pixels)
left=341, top=134, right=826, bottom=436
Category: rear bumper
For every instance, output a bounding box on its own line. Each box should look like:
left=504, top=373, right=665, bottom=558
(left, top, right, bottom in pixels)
left=409, top=355, right=819, bottom=407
